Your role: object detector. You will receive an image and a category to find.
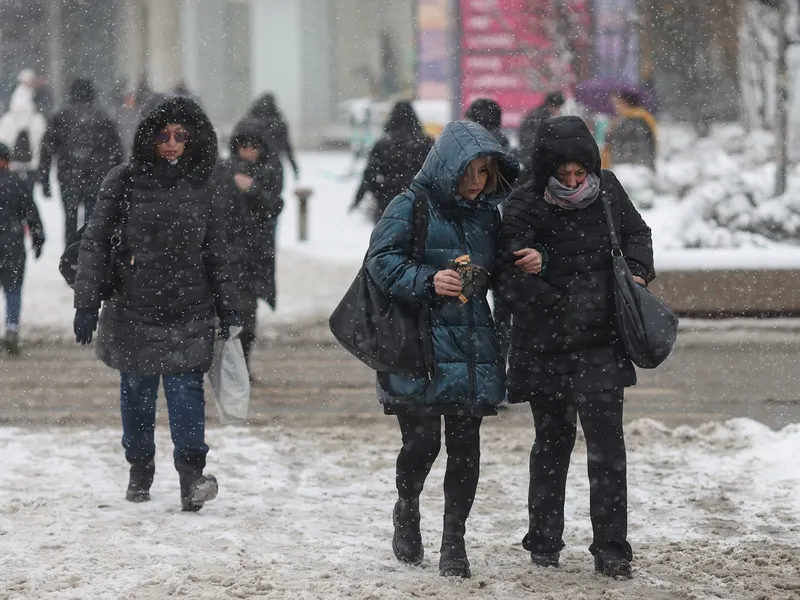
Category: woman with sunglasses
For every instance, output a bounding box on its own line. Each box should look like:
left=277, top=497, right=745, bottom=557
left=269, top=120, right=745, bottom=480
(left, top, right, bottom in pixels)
left=72, top=96, right=239, bottom=512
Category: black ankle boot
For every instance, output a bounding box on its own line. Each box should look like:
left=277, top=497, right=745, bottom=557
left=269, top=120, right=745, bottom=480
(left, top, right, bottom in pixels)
left=392, top=498, right=423, bottom=565
left=594, top=546, right=632, bottom=579
left=175, top=458, right=218, bottom=512
left=126, top=459, right=155, bottom=502
left=439, top=515, right=470, bottom=578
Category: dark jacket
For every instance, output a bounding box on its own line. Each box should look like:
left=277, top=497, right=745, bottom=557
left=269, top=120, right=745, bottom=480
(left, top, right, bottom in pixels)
left=365, top=120, right=519, bottom=415
left=0, top=169, right=43, bottom=289
left=603, top=108, right=657, bottom=169
left=495, top=116, right=655, bottom=403
left=517, top=104, right=557, bottom=173
left=218, top=117, right=285, bottom=308
left=73, top=96, right=238, bottom=375
left=247, top=93, right=298, bottom=180
left=38, top=79, right=123, bottom=184
left=353, top=102, right=434, bottom=221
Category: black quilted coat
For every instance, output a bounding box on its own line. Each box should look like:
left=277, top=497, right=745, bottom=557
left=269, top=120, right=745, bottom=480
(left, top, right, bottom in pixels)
left=73, top=96, right=238, bottom=375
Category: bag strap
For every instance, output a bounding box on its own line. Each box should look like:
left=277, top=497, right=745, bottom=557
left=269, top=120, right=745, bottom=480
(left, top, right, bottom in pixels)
left=600, top=194, right=623, bottom=257
left=411, top=187, right=430, bottom=263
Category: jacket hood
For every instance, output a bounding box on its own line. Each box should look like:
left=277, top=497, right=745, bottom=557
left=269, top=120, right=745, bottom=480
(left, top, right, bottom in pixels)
left=248, top=93, right=282, bottom=123
left=229, top=117, right=277, bottom=164
left=465, top=98, right=503, bottom=131
left=531, top=116, right=601, bottom=194
left=68, top=78, right=96, bottom=105
left=414, top=120, right=519, bottom=206
left=384, top=101, right=424, bottom=136
left=132, top=95, right=218, bottom=186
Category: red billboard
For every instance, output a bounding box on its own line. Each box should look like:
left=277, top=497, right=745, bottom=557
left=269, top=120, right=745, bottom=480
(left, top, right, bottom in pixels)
left=458, top=0, right=591, bottom=128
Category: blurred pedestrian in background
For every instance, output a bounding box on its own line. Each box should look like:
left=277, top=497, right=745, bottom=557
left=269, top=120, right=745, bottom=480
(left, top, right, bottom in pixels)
left=0, top=142, right=45, bottom=356
left=72, top=96, right=238, bottom=512
left=465, top=98, right=511, bottom=151
left=217, top=117, right=284, bottom=382
left=0, top=69, right=48, bottom=188
left=246, top=93, right=299, bottom=185
left=38, top=78, right=123, bottom=246
left=602, top=91, right=657, bottom=170
left=517, top=91, right=566, bottom=174
left=350, top=100, right=433, bottom=223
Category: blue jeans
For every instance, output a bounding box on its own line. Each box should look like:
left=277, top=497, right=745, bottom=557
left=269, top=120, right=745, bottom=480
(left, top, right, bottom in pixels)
left=120, top=371, right=209, bottom=464
left=4, top=287, right=21, bottom=331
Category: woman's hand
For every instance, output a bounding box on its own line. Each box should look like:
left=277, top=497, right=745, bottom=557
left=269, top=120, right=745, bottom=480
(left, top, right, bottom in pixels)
left=513, top=248, right=543, bottom=274
left=632, top=276, right=646, bottom=286
left=234, top=173, right=254, bottom=192
left=433, top=269, right=462, bottom=297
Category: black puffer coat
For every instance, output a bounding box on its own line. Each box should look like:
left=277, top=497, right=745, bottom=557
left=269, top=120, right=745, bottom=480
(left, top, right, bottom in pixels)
left=73, top=96, right=238, bottom=375
left=0, top=169, right=43, bottom=289
left=495, top=116, right=655, bottom=403
left=217, top=118, right=284, bottom=308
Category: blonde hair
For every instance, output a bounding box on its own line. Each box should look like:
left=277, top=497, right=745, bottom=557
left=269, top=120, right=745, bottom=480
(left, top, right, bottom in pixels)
left=482, top=156, right=509, bottom=195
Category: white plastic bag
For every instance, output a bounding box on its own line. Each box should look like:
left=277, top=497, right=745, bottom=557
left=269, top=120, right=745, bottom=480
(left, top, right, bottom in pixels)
left=208, top=325, right=251, bottom=424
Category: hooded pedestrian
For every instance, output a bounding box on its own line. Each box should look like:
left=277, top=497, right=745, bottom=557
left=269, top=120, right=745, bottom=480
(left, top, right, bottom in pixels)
left=366, top=120, right=518, bottom=578
left=247, top=93, right=299, bottom=183
left=495, top=116, right=654, bottom=578
left=72, top=96, right=239, bottom=512
left=216, top=117, right=285, bottom=380
left=38, top=78, right=123, bottom=246
left=350, top=100, right=433, bottom=223
left=0, top=142, right=45, bottom=356
left=0, top=69, right=48, bottom=184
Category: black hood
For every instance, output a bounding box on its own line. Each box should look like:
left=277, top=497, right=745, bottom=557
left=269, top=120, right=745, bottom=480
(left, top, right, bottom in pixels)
left=229, top=117, right=276, bottom=165
left=132, top=95, right=218, bottom=187
left=383, top=101, right=424, bottom=136
left=68, top=78, right=96, bottom=105
left=248, top=93, right=282, bottom=123
left=465, top=98, right=503, bottom=131
left=531, top=116, right=601, bottom=194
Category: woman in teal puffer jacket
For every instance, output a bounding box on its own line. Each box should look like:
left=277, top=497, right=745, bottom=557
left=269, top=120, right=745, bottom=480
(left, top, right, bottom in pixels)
left=365, top=120, right=518, bottom=578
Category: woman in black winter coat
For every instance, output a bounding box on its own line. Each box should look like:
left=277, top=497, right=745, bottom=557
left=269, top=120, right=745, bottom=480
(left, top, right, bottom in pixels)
left=72, top=96, right=239, bottom=512
left=0, top=142, right=44, bottom=356
left=217, top=117, right=284, bottom=378
left=495, top=116, right=654, bottom=578
left=351, top=101, right=434, bottom=223
left=247, top=93, right=299, bottom=183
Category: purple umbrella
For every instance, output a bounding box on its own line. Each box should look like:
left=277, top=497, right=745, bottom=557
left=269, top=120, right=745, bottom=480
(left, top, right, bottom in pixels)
left=574, top=77, right=659, bottom=116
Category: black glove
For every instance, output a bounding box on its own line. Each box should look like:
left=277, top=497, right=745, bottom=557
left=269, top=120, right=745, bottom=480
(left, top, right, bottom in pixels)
left=74, top=308, right=99, bottom=345
left=31, top=229, right=45, bottom=259
left=218, top=314, right=240, bottom=341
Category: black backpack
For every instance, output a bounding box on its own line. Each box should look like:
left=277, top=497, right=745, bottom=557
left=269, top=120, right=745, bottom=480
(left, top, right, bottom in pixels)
left=12, top=129, right=32, bottom=163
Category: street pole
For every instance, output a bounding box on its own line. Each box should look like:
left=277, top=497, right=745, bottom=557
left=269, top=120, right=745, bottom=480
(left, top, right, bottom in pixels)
left=775, top=0, right=790, bottom=196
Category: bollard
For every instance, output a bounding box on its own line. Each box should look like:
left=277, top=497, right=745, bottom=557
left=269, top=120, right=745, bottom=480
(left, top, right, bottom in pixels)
left=294, top=186, right=314, bottom=242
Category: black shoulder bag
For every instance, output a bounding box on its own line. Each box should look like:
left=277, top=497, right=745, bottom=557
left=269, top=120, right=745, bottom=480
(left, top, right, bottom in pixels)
left=601, top=195, right=678, bottom=369
left=329, top=190, right=435, bottom=379
left=59, top=169, right=132, bottom=301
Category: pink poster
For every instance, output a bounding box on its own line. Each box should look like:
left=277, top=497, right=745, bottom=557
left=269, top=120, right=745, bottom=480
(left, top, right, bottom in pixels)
left=459, top=0, right=591, bottom=128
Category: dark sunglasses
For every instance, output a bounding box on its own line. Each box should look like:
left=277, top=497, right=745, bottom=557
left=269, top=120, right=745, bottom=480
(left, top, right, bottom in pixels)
left=155, top=130, right=189, bottom=144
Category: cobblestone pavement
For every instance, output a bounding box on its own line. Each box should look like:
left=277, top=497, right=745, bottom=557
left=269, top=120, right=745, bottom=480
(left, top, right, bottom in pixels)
left=2, top=320, right=800, bottom=430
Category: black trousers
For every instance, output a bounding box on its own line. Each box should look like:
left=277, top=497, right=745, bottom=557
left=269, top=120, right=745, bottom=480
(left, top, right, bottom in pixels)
left=396, top=415, right=482, bottom=519
left=59, top=173, right=103, bottom=245
left=526, top=390, right=632, bottom=559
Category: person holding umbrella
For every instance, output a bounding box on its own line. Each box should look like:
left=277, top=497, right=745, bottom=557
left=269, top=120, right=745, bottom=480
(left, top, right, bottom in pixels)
left=602, top=91, right=658, bottom=170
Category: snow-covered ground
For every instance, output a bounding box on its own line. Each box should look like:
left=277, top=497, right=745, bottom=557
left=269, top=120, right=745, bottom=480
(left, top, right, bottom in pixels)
left=1, top=418, right=798, bottom=599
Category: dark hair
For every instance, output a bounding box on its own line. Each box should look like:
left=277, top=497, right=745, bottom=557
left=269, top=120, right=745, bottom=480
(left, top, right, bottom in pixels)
left=544, top=91, right=566, bottom=108
left=465, top=98, right=502, bottom=131
left=617, top=91, right=641, bottom=107
left=68, top=78, right=96, bottom=104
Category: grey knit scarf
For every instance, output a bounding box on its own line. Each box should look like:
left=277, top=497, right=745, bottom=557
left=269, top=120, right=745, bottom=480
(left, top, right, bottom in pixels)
left=543, top=172, right=601, bottom=210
